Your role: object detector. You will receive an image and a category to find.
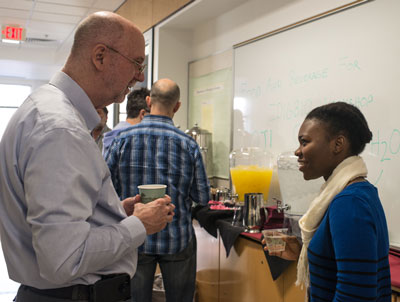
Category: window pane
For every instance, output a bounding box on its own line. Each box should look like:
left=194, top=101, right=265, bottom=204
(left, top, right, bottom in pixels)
left=117, top=95, right=128, bottom=127
left=106, top=104, right=114, bottom=129
left=119, top=113, right=127, bottom=122
left=0, top=84, right=31, bottom=107
left=0, top=108, right=17, bottom=141
left=120, top=98, right=128, bottom=115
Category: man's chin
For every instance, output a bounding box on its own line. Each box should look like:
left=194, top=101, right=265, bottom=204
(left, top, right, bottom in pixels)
left=111, top=94, right=125, bottom=104
left=110, top=87, right=133, bottom=105
left=114, top=96, right=125, bottom=104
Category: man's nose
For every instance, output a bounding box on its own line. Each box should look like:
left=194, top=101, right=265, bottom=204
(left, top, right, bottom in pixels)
left=133, top=72, right=145, bottom=83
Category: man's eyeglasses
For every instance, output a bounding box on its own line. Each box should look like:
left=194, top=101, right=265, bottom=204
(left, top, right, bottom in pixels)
left=105, top=45, right=146, bottom=74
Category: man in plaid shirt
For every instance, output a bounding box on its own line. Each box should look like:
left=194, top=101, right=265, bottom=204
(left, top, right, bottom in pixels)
left=105, top=78, right=210, bottom=302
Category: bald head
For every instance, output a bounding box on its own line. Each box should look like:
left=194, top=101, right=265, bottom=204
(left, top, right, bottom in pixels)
left=148, top=79, right=181, bottom=118
left=63, top=11, right=145, bottom=109
left=71, top=11, right=139, bottom=58
left=150, top=79, right=180, bottom=107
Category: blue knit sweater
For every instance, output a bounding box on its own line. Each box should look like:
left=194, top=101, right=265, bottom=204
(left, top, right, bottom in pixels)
left=308, top=181, right=391, bottom=301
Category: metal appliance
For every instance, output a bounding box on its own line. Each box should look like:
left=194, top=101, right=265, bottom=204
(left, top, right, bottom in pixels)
left=185, top=123, right=212, bottom=176
left=243, top=193, right=265, bottom=233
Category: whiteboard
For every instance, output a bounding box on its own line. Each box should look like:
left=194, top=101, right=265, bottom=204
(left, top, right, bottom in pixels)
left=233, top=0, right=400, bottom=247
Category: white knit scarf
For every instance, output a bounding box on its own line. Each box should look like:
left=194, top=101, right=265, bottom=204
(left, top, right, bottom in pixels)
left=296, top=156, right=368, bottom=296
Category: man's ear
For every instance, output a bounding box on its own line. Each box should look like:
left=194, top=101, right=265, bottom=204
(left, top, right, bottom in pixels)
left=139, top=109, right=147, bottom=120
left=173, top=101, right=181, bottom=113
left=92, top=44, right=107, bottom=71
left=146, top=96, right=152, bottom=108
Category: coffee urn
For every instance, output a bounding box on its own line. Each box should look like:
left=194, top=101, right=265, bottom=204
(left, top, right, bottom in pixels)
left=185, top=123, right=212, bottom=176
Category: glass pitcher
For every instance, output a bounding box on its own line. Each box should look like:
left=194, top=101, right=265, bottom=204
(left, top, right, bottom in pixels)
left=229, top=147, right=274, bottom=202
left=277, top=151, right=324, bottom=215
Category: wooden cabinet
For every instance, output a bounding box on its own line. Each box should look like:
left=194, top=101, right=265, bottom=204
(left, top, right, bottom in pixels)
left=151, top=0, right=191, bottom=25
left=116, top=0, right=153, bottom=33
left=194, top=220, right=219, bottom=302
left=219, top=237, right=282, bottom=302
left=393, top=287, right=400, bottom=302
left=116, top=0, right=192, bottom=32
left=195, top=221, right=400, bottom=302
left=194, top=220, right=305, bottom=302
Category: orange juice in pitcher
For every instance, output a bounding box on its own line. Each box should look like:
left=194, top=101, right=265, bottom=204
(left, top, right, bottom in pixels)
left=230, top=165, right=273, bottom=202
left=229, top=148, right=274, bottom=202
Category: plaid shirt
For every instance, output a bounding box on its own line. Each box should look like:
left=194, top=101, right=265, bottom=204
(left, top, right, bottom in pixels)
left=105, top=115, right=210, bottom=254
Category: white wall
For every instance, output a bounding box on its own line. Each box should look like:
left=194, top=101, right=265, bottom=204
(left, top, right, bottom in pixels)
left=155, top=0, right=356, bottom=131
left=190, top=0, right=356, bottom=59
left=153, top=0, right=360, bottom=187
left=155, top=27, right=192, bottom=130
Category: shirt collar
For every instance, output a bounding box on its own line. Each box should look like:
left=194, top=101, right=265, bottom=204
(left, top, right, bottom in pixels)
left=49, top=71, right=100, bottom=130
left=142, top=114, right=174, bottom=126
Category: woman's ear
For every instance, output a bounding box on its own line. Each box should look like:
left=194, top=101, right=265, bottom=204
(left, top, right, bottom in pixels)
left=333, top=135, right=346, bottom=154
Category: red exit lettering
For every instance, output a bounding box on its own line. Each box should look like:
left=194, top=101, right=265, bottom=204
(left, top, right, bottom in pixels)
left=1, top=26, right=24, bottom=41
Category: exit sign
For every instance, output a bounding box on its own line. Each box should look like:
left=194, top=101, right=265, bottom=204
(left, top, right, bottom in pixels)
left=1, top=25, right=26, bottom=42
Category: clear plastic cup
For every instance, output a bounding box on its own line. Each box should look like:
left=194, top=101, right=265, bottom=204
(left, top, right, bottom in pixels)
left=262, top=228, right=288, bottom=252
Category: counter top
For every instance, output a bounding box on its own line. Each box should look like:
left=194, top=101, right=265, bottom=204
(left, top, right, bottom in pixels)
left=193, top=204, right=291, bottom=280
left=194, top=204, right=400, bottom=287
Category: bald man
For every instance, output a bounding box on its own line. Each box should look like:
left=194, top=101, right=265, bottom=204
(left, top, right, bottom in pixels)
left=0, top=12, right=174, bottom=302
left=106, top=79, right=210, bottom=302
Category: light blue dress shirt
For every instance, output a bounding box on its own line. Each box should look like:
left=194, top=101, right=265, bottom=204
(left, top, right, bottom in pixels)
left=0, top=71, right=146, bottom=289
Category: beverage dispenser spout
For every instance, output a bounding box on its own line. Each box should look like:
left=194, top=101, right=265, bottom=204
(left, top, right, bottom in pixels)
left=229, top=193, right=239, bottom=201
left=273, top=198, right=291, bottom=213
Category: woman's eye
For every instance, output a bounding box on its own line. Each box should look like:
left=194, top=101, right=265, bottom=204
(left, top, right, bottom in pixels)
left=300, top=140, right=308, bottom=146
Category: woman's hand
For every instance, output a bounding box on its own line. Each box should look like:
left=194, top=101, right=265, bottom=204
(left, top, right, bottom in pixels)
left=262, top=236, right=302, bottom=261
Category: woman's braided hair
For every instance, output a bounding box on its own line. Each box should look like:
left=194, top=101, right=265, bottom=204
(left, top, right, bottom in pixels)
left=305, top=102, right=372, bottom=155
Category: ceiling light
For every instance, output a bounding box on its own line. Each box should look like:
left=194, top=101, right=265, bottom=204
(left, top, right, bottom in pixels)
left=1, top=39, right=21, bottom=44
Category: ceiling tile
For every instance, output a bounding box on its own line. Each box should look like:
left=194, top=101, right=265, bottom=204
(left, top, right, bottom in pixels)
left=0, top=8, right=30, bottom=23
left=36, top=0, right=93, bottom=7
left=31, top=11, right=82, bottom=24
left=0, top=0, right=32, bottom=11
left=27, top=20, right=75, bottom=37
left=35, top=2, right=89, bottom=16
left=93, top=0, right=125, bottom=10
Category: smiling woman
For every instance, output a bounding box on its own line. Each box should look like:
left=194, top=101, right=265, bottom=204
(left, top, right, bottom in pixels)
left=293, top=102, right=390, bottom=301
